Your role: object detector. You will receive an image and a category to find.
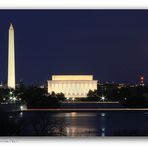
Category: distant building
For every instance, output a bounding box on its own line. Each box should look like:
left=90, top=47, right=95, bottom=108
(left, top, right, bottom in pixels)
left=48, top=75, right=97, bottom=98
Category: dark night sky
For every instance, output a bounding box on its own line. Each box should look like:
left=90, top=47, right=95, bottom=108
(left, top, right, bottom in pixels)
left=0, top=10, right=148, bottom=85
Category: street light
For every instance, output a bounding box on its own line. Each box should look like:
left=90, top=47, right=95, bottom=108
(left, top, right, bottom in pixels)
left=101, top=96, right=105, bottom=101
left=13, top=97, right=16, bottom=101
left=20, top=106, right=23, bottom=110
left=66, top=98, right=69, bottom=103
left=72, top=98, right=75, bottom=102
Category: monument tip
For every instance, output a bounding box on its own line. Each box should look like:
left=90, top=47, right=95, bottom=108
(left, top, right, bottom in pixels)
left=9, top=23, right=13, bottom=29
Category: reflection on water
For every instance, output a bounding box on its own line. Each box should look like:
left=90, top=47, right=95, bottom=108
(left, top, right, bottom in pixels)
left=100, top=113, right=106, bottom=136
left=65, top=127, right=96, bottom=136
left=19, top=112, right=23, bottom=118
left=1, top=111, right=148, bottom=136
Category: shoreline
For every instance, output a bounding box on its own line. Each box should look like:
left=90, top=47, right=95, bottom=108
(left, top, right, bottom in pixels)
left=21, top=108, right=148, bottom=112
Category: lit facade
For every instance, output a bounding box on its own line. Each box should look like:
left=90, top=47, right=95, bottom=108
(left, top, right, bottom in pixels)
left=8, top=24, right=15, bottom=89
left=48, top=75, right=97, bottom=98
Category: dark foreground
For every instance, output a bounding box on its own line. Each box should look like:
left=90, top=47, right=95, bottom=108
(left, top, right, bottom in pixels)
left=0, top=110, right=148, bottom=136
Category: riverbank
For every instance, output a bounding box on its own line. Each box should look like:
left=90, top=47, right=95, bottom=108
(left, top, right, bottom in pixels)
left=21, top=108, right=148, bottom=113
left=21, top=101, right=148, bottom=112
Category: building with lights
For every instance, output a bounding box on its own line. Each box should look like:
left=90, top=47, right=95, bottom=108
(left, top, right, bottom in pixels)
left=140, top=76, right=145, bottom=86
left=48, top=75, right=98, bottom=98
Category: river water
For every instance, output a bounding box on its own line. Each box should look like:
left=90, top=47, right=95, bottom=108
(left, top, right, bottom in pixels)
left=0, top=111, right=148, bottom=136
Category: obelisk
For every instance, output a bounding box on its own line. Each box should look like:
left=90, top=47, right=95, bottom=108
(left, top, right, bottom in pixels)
left=8, top=23, right=15, bottom=89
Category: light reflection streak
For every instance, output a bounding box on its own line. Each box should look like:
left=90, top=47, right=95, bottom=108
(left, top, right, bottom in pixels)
left=100, top=112, right=106, bottom=136
left=65, top=127, right=96, bottom=136
left=19, top=112, right=23, bottom=118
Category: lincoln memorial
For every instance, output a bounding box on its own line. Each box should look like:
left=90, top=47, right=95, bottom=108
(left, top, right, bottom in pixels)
left=48, top=75, right=98, bottom=98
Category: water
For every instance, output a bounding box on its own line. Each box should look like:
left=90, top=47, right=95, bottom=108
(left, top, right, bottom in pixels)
left=0, top=111, right=148, bottom=136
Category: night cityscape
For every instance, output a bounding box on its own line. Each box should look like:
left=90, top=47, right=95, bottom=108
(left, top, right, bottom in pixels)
left=1, top=10, right=148, bottom=136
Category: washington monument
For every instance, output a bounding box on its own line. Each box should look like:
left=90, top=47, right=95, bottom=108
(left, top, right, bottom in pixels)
left=8, top=24, right=15, bottom=89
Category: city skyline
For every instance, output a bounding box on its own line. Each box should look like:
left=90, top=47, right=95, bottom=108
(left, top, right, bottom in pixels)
left=0, top=10, right=147, bottom=85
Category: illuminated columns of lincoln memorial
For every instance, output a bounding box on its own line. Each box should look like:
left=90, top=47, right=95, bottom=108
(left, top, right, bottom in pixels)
left=48, top=75, right=98, bottom=98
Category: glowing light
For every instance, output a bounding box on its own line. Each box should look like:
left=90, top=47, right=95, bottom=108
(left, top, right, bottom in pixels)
left=9, top=115, right=13, bottom=119
left=13, top=97, right=16, bottom=101
left=101, top=96, right=105, bottom=101
left=8, top=23, right=15, bottom=90
left=71, top=112, right=77, bottom=117
left=20, top=106, right=23, bottom=110
left=102, top=128, right=105, bottom=132
left=141, top=76, right=144, bottom=80
left=19, top=112, right=23, bottom=118
left=66, top=127, right=70, bottom=135
left=101, top=113, right=106, bottom=117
